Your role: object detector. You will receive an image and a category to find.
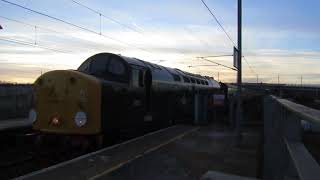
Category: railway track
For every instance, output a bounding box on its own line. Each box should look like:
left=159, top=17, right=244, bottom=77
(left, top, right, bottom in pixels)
left=0, top=125, right=172, bottom=179
left=0, top=130, right=44, bottom=179
left=0, top=128, right=84, bottom=179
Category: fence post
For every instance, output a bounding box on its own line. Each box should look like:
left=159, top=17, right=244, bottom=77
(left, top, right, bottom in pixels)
left=229, top=97, right=235, bottom=127
left=194, top=93, right=200, bottom=125
left=202, top=94, right=208, bottom=125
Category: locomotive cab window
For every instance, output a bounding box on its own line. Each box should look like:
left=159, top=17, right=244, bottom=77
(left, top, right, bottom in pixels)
left=106, top=55, right=129, bottom=83
left=90, top=57, right=108, bottom=76
left=85, top=54, right=129, bottom=83
left=108, top=56, right=126, bottom=75
left=78, top=60, right=90, bottom=73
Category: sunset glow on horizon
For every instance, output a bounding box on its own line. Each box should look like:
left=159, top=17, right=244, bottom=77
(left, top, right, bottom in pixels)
left=1, top=0, right=320, bottom=84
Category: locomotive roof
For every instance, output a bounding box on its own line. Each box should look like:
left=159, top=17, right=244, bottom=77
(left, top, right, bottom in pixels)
left=83, top=53, right=220, bottom=88
left=118, top=54, right=208, bottom=78
left=118, top=54, right=220, bottom=88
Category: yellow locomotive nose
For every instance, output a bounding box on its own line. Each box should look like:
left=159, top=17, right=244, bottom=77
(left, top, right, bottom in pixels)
left=32, top=70, right=102, bottom=135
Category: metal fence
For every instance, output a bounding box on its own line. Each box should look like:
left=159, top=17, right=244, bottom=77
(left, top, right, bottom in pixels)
left=264, top=95, right=320, bottom=180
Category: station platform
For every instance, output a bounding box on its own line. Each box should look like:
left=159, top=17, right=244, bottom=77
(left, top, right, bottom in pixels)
left=0, top=118, right=31, bottom=131
left=18, top=124, right=262, bottom=180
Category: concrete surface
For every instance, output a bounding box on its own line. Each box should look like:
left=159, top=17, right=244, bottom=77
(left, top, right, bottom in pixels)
left=17, top=125, right=197, bottom=180
left=201, top=171, right=258, bottom=180
left=97, top=124, right=262, bottom=180
left=17, top=123, right=262, bottom=180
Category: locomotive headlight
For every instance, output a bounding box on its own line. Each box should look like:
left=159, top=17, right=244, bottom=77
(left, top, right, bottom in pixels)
left=28, top=109, right=37, bottom=123
left=74, top=111, right=87, bottom=127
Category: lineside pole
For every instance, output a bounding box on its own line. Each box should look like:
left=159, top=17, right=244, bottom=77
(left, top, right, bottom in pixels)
left=235, top=0, right=242, bottom=145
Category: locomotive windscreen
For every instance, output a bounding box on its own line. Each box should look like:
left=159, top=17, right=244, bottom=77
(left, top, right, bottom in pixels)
left=78, top=53, right=129, bottom=83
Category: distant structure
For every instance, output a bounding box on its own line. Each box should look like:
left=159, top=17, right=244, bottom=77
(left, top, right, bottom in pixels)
left=0, top=81, right=30, bottom=85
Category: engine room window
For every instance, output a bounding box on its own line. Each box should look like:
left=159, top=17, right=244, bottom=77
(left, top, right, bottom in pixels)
left=108, top=57, right=125, bottom=75
left=172, top=74, right=181, bottom=81
left=183, top=76, right=190, bottom=83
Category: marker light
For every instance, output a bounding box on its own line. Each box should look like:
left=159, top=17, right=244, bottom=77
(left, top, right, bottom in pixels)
left=74, top=111, right=87, bottom=127
left=51, top=117, right=60, bottom=126
left=28, top=109, right=37, bottom=123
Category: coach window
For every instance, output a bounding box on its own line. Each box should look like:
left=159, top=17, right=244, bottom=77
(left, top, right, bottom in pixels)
left=191, top=78, right=196, bottom=83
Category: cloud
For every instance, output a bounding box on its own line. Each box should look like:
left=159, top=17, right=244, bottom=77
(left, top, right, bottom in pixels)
left=1, top=0, right=320, bottom=84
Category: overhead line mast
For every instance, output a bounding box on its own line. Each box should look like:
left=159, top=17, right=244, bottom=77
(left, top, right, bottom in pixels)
left=200, top=0, right=244, bottom=144
left=235, top=0, right=242, bottom=144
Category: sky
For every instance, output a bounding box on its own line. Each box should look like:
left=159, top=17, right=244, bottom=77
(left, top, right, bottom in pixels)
left=1, top=0, right=320, bottom=84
